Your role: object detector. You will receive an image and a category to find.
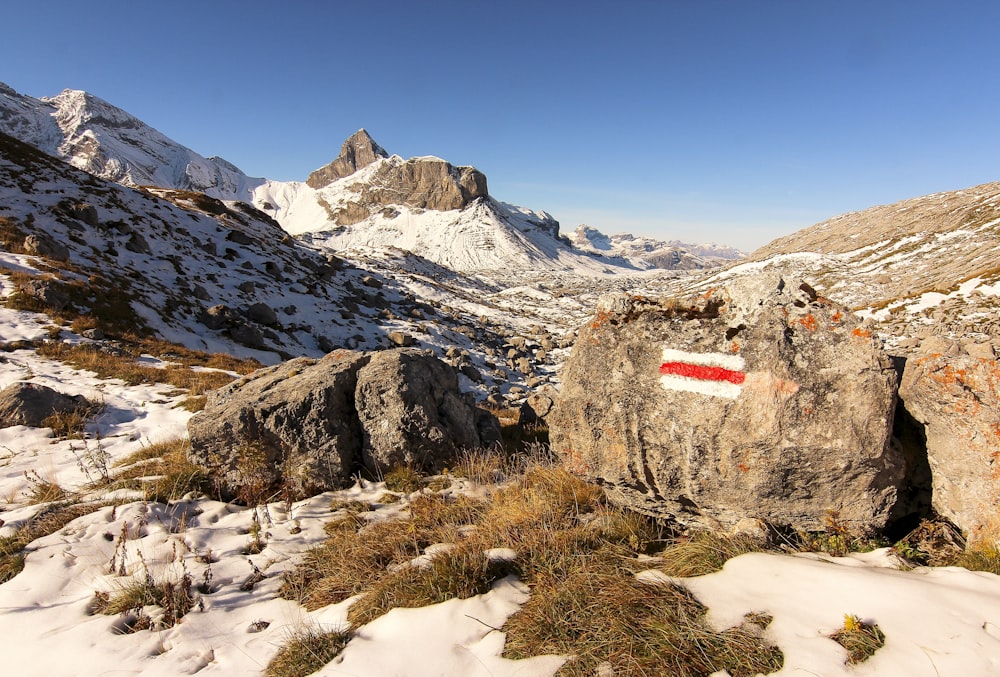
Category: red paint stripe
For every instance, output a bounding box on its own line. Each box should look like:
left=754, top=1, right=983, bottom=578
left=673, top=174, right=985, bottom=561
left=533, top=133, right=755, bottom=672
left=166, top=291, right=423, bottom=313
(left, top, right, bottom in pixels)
left=659, top=361, right=746, bottom=385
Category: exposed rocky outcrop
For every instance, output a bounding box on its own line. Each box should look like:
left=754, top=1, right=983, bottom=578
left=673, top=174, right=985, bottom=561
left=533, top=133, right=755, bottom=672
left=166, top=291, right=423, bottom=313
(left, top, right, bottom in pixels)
left=550, top=274, right=904, bottom=534
left=327, top=155, right=489, bottom=226
left=0, top=382, right=92, bottom=429
left=306, top=129, right=388, bottom=189
left=188, top=349, right=499, bottom=499
left=899, top=349, right=1000, bottom=546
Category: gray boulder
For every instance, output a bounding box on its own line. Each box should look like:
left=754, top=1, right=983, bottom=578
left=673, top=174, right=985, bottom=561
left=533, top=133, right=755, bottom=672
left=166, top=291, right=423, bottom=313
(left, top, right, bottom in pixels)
left=0, top=382, right=91, bottom=429
left=24, top=234, right=70, bottom=261
left=188, top=349, right=499, bottom=499
left=188, top=353, right=370, bottom=499
left=899, top=351, right=1000, bottom=547
left=549, top=275, right=904, bottom=534
left=355, top=349, right=500, bottom=473
left=245, top=302, right=277, bottom=326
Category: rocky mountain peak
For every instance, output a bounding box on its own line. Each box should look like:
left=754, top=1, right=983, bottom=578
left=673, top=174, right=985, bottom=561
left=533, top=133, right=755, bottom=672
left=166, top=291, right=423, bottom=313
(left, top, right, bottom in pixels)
left=306, top=128, right=389, bottom=189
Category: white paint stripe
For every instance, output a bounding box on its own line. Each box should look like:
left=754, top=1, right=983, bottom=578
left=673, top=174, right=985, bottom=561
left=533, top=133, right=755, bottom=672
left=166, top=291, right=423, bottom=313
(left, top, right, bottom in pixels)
left=661, top=348, right=745, bottom=372
left=660, top=375, right=742, bottom=399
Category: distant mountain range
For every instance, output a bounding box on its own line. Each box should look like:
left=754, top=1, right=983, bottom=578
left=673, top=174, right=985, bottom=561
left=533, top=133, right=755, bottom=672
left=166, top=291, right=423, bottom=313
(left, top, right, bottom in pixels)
left=0, top=82, right=738, bottom=274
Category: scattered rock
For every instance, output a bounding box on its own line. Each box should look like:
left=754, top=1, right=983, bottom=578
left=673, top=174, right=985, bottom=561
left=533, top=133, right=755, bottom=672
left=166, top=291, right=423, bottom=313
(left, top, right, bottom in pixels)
left=23, top=234, right=69, bottom=261
left=550, top=274, right=904, bottom=534
left=16, top=278, right=70, bottom=311
left=68, top=202, right=99, bottom=227
left=245, top=302, right=277, bottom=326
left=388, top=331, right=416, bottom=347
left=188, top=349, right=499, bottom=498
left=125, top=232, right=151, bottom=255
left=0, top=382, right=91, bottom=429
left=518, top=388, right=556, bottom=426
left=198, top=305, right=235, bottom=330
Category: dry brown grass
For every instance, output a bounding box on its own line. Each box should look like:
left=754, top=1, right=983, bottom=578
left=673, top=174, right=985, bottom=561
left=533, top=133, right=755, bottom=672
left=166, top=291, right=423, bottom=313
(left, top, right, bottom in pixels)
left=103, top=438, right=211, bottom=503
left=0, top=500, right=109, bottom=583
left=35, top=342, right=236, bottom=395
left=279, top=460, right=782, bottom=676
left=265, top=624, right=352, bottom=677
left=829, top=614, right=886, bottom=664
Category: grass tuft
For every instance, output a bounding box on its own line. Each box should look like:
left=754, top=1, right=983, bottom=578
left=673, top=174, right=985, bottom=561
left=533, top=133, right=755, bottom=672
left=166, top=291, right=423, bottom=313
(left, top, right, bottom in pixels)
left=103, top=438, right=211, bottom=502
left=830, top=614, right=886, bottom=664
left=383, top=466, right=423, bottom=493
left=0, top=501, right=108, bottom=583
left=265, top=625, right=352, bottom=677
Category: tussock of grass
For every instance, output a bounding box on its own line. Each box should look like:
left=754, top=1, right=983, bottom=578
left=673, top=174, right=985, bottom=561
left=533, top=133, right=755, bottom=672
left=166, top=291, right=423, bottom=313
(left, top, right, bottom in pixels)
left=347, top=547, right=516, bottom=627
left=265, top=625, right=352, bottom=677
left=93, top=569, right=198, bottom=630
left=505, top=563, right=782, bottom=677
left=103, top=438, right=210, bottom=503
left=830, top=614, right=886, bottom=664
left=0, top=501, right=108, bottom=583
left=658, top=531, right=767, bottom=577
left=951, top=546, right=1000, bottom=575
left=382, top=466, right=423, bottom=493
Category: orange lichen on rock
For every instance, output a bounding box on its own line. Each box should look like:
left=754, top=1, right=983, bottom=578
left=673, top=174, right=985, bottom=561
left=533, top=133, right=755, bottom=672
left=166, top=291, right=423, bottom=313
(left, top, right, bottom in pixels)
left=852, top=327, right=872, bottom=339
left=797, top=314, right=818, bottom=332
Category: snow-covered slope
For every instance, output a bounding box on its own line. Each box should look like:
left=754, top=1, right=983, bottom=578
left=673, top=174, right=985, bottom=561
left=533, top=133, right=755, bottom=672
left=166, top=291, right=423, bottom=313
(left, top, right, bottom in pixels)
left=0, top=81, right=263, bottom=201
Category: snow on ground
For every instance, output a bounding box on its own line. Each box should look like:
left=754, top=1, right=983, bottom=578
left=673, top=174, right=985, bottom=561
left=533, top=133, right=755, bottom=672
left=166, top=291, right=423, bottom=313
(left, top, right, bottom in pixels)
left=1, top=306, right=1000, bottom=676
left=644, top=549, right=1000, bottom=676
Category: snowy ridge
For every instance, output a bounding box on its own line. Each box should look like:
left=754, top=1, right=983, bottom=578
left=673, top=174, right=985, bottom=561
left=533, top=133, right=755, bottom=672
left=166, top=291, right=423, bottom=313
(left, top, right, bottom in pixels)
left=0, top=82, right=264, bottom=202
left=567, top=224, right=745, bottom=270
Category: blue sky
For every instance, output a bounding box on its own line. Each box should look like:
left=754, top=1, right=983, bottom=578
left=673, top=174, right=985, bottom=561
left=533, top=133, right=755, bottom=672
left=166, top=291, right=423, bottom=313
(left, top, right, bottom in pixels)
left=3, top=1, right=999, bottom=250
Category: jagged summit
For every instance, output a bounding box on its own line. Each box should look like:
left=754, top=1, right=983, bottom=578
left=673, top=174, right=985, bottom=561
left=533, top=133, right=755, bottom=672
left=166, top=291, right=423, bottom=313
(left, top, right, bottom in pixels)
left=306, top=128, right=389, bottom=188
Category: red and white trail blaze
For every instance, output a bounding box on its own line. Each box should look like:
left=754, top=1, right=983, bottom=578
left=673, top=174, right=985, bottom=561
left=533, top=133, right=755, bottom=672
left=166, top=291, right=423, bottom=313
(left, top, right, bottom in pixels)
left=659, top=348, right=746, bottom=399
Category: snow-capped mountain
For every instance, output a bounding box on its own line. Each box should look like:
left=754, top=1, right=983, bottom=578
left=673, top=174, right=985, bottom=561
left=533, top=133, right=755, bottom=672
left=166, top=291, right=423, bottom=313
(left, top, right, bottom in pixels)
left=0, top=83, right=737, bottom=275
left=253, top=130, right=647, bottom=274
left=0, top=82, right=262, bottom=201
left=566, top=224, right=745, bottom=270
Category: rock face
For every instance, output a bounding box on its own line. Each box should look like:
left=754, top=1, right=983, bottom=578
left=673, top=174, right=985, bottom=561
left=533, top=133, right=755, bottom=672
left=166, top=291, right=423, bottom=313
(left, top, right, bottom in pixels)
left=899, top=351, right=1000, bottom=545
left=549, top=274, right=904, bottom=534
left=0, top=382, right=91, bottom=428
left=355, top=350, right=499, bottom=472
left=188, top=349, right=500, bottom=499
left=327, top=156, right=489, bottom=226
left=306, top=129, right=388, bottom=189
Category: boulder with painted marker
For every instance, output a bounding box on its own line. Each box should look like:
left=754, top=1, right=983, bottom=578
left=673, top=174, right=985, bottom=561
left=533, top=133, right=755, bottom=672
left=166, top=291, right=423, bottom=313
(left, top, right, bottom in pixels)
left=549, top=274, right=905, bottom=534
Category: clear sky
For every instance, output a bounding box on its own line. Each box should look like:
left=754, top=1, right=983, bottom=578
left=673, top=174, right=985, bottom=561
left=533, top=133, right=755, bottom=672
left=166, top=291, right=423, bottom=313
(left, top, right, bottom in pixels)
left=3, top=0, right=999, bottom=251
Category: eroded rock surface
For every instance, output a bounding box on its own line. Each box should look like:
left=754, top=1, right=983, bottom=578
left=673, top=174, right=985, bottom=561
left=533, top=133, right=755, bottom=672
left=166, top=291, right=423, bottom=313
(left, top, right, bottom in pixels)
left=900, top=351, right=1000, bottom=545
left=550, top=274, right=904, bottom=534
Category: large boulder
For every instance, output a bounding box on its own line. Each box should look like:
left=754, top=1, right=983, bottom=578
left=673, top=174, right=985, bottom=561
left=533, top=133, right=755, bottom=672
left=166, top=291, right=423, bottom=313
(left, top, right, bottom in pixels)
left=355, top=349, right=500, bottom=473
left=0, top=382, right=91, bottom=428
left=899, top=351, right=1000, bottom=546
left=188, top=353, right=370, bottom=499
left=549, top=275, right=904, bottom=534
left=188, top=349, right=500, bottom=499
